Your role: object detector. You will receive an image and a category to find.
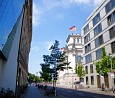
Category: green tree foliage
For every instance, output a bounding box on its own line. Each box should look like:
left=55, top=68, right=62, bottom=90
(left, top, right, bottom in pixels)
left=94, top=47, right=115, bottom=87
left=28, top=72, right=42, bottom=83
left=94, top=48, right=113, bottom=76
left=57, top=52, right=71, bottom=71
left=75, top=62, right=85, bottom=79
left=39, top=63, right=52, bottom=82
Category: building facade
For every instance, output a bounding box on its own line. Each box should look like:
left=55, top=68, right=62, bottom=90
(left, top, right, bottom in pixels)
left=82, top=0, right=115, bottom=88
left=0, top=0, right=32, bottom=94
left=57, top=34, right=83, bottom=88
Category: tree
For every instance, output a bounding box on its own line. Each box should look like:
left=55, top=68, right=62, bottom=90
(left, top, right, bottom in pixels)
left=39, top=63, right=52, bottom=82
left=57, top=52, right=71, bottom=71
left=28, top=72, right=42, bottom=83
left=94, top=47, right=115, bottom=87
left=75, top=62, right=85, bottom=81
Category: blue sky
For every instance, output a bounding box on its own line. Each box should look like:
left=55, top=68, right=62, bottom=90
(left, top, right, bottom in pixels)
left=29, top=0, right=104, bottom=76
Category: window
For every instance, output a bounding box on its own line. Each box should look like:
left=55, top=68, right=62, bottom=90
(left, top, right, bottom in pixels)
left=107, top=11, right=115, bottom=26
left=84, top=24, right=89, bottom=34
left=86, top=77, right=89, bottom=85
left=109, top=26, right=115, bottom=39
left=93, top=13, right=100, bottom=26
left=105, top=0, right=115, bottom=13
left=85, top=66, right=88, bottom=74
left=91, top=76, right=94, bottom=85
left=84, top=33, right=90, bottom=44
left=85, top=53, right=92, bottom=64
left=75, top=38, right=81, bottom=44
left=96, top=48, right=102, bottom=60
left=85, top=43, right=91, bottom=53
left=111, top=41, right=115, bottom=53
left=94, top=24, right=102, bottom=36
left=76, top=55, right=83, bottom=62
left=90, top=64, right=93, bottom=73
left=95, top=35, right=103, bottom=48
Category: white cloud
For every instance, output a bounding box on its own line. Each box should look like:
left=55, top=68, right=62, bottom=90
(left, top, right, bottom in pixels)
left=33, top=2, right=44, bottom=25
left=33, top=0, right=104, bottom=26
left=93, top=0, right=104, bottom=6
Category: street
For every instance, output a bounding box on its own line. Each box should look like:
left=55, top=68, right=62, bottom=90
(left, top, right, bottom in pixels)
left=56, top=87, right=115, bottom=98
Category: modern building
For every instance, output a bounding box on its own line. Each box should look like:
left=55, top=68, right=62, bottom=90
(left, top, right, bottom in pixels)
left=0, top=0, right=32, bottom=95
left=82, top=0, right=115, bottom=88
left=57, top=34, right=83, bottom=88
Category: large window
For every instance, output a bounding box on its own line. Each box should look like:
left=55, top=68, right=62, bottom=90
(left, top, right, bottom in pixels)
left=107, top=11, right=115, bottom=26
left=94, top=24, right=102, bottom=36
left=85, top=66, right=88, bottom=74
left=111, top=41, right=115, bottom=53
left=84, top=33, right=90, bottom=44
left=84, top=24, right=89, bottom=34
left=109, top=26, right=115, bottom=39
left=86, top=77, right=89, bottom=85
left=85, top=43, right=91, bottom=53
left=90, top=64, right=93, bottom=73
left=96, top=48, right=102, bottom=60
left=76, top=55, right=83, bottom=62
left=95, top=35, right=103, bottom=48
left=91, top=76, right=94, bottom=85
left=85, top=53, right=92, bottom=64
left=105, top=0, right=115, bottom=13
left=93, top=13, right=100, bottom=26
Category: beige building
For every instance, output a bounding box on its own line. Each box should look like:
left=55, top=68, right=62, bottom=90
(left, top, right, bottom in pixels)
left=57, top=34, right=83, bottom=88
left=82, top=0, right=115, bottom=88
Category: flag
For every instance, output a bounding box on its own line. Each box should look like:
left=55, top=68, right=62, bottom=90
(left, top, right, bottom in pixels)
left=70, top=26, right=76, bottom=31
left=60, top=47, right=65, bottom=51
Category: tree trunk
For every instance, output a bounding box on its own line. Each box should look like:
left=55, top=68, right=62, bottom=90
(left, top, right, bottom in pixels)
left=104, top=75, right=109, bottom=88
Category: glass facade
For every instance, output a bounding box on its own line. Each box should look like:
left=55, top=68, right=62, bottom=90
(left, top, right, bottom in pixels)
left=85, top=53, right=92, bottom=64
left=93, top=13, right=100, bottom=26
left=85, top=43, right=91, bottom=53
left=95, top=35, right=103, bottom=48
left=84, top=24, right=89, bottom=35
left=107, top=11, right=115, bottom=26
left=111, top=41, right=115, bottom=53
left=76, top=55, right=83, bottom=62
left=105, top=0, right=115, bottom=13
left=0, top=0, right=25, bottom=51
left=94, top=23, right=102, bottom=36
left=84, top=33, right=90, bottom=44
left=96, top=48, right=102, bottom=60
left=109, top=26, right=115, bottom=39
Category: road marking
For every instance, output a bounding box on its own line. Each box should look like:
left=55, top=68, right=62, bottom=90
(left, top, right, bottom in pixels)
left=93, top=96, right=102, bottom=98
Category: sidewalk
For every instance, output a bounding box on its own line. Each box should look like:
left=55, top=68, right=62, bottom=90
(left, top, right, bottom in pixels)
left=20, top=85, right=61, bottom=98
left=20, top=85, right=43, bottom=98
left=76, top=87, right=115, bottom=96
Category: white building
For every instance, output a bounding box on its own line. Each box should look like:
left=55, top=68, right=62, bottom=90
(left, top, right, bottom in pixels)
left=82, top=0, right=115, bottom=88
left=57, top=34, right=83, bottom=88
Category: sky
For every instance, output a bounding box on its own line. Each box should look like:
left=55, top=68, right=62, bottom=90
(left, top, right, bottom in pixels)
left=28, top=0, right=104, bottom=76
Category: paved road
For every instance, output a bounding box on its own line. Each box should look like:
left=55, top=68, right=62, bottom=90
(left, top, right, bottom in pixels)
left=56, top=87, right=115, bottom=98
